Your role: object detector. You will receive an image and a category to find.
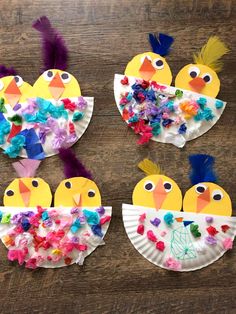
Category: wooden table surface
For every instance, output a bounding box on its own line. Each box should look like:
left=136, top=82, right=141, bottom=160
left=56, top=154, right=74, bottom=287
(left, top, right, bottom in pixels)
left=0, top=0, right=235, bottom=313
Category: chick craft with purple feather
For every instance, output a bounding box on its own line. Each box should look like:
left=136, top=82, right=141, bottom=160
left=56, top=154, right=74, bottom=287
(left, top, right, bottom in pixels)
left=0, top=16, right=94, bottom=159
left=114, top=33, right=228, bottom=147
left=122, top=155, right=235, bottom=272
left=0, top=149, right=112, bottom=269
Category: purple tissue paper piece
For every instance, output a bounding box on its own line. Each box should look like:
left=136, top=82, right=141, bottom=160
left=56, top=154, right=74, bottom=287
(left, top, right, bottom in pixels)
left=150, top=217, right=161, bottom=227
left=205, top=236, right=217, bottom=246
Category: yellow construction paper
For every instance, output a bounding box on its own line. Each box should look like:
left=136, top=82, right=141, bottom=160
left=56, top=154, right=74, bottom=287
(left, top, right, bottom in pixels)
left=175, top=64, right=220, bottom=98
left=132, top=174, right=182, bottom=211
left=33, top=69, right=81, bottom=100
left=0, top=76, right=34, bottom=106
left=54, top=177, right=101, bottom=207
left=125, top=52, right=172, bottom=85
left=183, top=182, right=232, bottom=216
left=3, top=178, right=52, bottom=207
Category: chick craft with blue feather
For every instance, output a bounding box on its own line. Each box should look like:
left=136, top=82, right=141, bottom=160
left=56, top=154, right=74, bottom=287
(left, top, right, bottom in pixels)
left=114, top=34, right=228, bottom=148
left=0, top=149, right=112, bottom=269
left=0, top=16, right=94, bottom=159
left=122, top=156, right=235, bottom=272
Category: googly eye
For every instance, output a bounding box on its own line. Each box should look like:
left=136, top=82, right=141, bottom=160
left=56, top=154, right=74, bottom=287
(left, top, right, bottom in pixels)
left=0, top=80, right=4, bottom=91
left=140, top=55, right=152, bottom=64
left=188, top=66, right=200, bottom=78
left=202, top=73, right=212, bottom=84
left=195, top=184, right=207, bottom=194
left=65, top=181, right=72, bottom=189
left=88, top=189, right=95, bottom=197
left=43, top=70, right=54, bottom=81
left=144, top=181, right=155, bottom=192
left=152, top=58, right=164, bottom=69
left=163, top=181, right=172, bottom=192
left=32, top=180, right=39, bottom=187
left=6, top=189, right=14, bottom=196
left=212, top=190, right=223, bottom=201
left=60, top=72, right=71, bottom=83
left=14, top=76, right=23, bottom=87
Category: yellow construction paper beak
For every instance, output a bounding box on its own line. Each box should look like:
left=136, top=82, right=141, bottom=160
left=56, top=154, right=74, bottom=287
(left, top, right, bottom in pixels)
left=4, top=78, right=22, bottom=107
left=19, top=179, right=31, bottom=207
left=196, top=188, right=210, bottom=213
left=153, top=179, right=167, bottom=210
left=48, top=72, right=65, bottom=100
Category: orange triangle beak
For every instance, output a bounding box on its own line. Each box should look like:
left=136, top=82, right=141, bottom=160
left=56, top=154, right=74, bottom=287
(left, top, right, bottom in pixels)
left=139, top=57, right=156, bottom=81
left=19, top=179, right=31, bottom=207
left=73, top=193, right=82, bottom=207
left=196, top=188, right=210, bottom=213
left=189, top=77, right=206, bottom=92
left=48, top=72, right=65, bottom=100
left=4, top=78, right=22, bottom=107
left=153, top=179, right=167, bottom=210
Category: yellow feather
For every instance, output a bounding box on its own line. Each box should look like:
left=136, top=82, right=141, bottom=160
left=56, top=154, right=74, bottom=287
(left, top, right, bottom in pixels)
left=138, top=159, right=162, bottom=176
left=193, top=36, right=230, bottom=72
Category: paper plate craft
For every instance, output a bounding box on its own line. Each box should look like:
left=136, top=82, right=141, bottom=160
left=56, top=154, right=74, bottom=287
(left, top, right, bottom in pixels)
left=122, top=157, right=235, bottom=271
left=175, top=36, right=229, bottom=98
left=0, top=149, right=112, bottom=269
left=114, top=35, right=227, bottom=147
left=0, top=17, right=93, bottom=159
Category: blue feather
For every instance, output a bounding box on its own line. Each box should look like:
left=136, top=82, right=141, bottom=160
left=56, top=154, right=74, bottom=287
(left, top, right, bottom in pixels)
left=148, top=33, right=174, bottom=56
left=189, top=154, right=217, bottom=185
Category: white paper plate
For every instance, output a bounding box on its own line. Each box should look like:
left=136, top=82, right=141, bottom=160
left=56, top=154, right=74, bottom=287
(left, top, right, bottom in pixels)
left=122, top=204, right=236, bottom=271
left=0, top=96, right=94, bottom=158
left=0, top=205, right=111, bottom=268
left=114, top=74, right=226, bottom=148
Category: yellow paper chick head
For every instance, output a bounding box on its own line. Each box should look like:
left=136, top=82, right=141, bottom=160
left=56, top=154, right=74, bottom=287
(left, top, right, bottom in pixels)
left=0, top=75, right=33, bottom=107
left=33, top=69, right=81, bottom=100
left=54, top=177, right=101, bottom=207
left=132, top=159, right=182, bottom=211
left=175, top=37, right=229, bottom=97
left=54, top=148, right=101, bottom=207
left=183, top=154, right=232, bottom=216
left=125, top=33, right=174, bottom=85
left=3, top=159, right=52, bottom=207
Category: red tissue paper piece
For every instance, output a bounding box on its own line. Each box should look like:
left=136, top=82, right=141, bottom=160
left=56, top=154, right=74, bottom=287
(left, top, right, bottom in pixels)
left=147, top=230, right=157, bottom=242
left=100, top=216, right=111, bottom=225
left=137, top=224, right=144, bottom=235
left=206, top=226, right=219, bottom=236
left=139, top=213, right=146, bottom=223
left=221, top=225, right=230, bottom=233
left=156, top=241, right=165, bottom=252
left=121, top=76, right=129, bottom=85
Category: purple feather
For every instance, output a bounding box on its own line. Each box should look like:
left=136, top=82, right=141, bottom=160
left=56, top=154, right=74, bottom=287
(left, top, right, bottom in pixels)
left=0, top=65, right=17, bottom=78
left=32, top=16, right=68, bottom=72
left=58, top=148, right=92, bottom=180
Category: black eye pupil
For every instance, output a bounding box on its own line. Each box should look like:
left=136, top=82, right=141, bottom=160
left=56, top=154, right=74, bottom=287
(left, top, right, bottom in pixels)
left=213, top=194, right=221, bottom=200
left=65, top=181, right=71, bottom=189
left=6, top=190, right=14, bottom=196
left=156, top=60, right=163, bottom=67
left=47, top=71, right=53, bottom=77
left=88, top=191, right=95, bottom=197
left=197, top=186, right=205, bottom=193
left=164, top=183, right=171, bottom=190
left=32, top=180, right=38, bottom=187
left=145, top=183, right=153, bottom=190
left=203, top=75, right=210, bottom=82
left=190, top=71, right=197, bottom=78
left=14, top=76, right=19, bottom=83
left=61, top=73, right=69, bottom=80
